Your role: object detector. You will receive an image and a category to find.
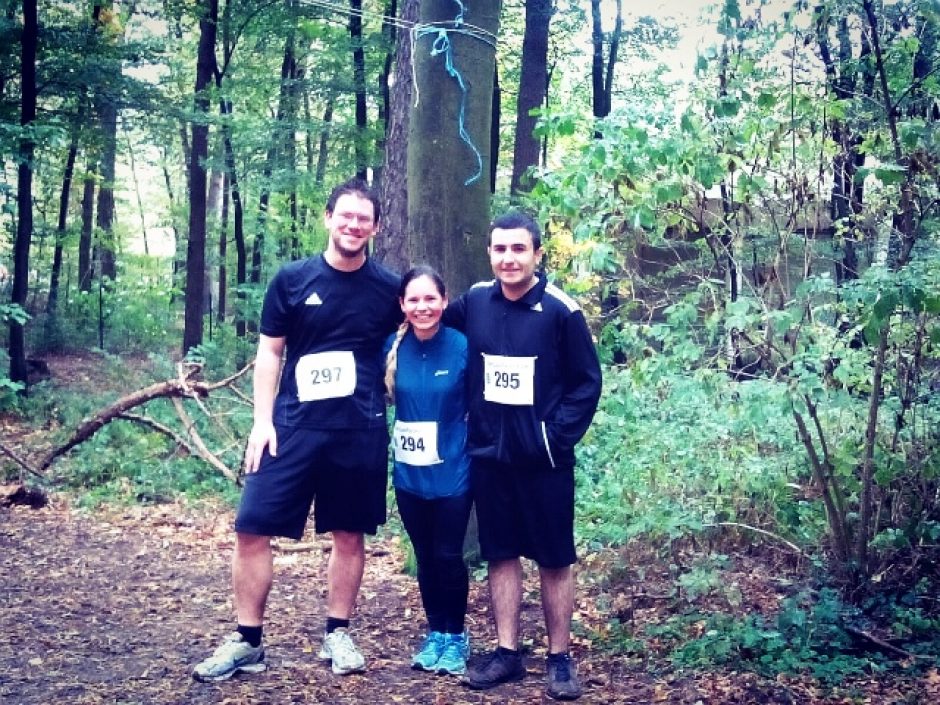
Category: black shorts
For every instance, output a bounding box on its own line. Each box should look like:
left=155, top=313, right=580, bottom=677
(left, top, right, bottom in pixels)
left=235, top=426, right=389, bottom=540
left=470, top=458, right=576, bottom=569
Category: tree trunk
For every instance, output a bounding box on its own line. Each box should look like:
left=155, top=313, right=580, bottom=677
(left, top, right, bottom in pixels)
left=219, top=96, right=246, bottom=339
left=490, top=64, right=500, bottom=194
left=350, top=0, right=368, bottom=180
left=408, top=0, right=499, bottom=295
left=590, top=0, right=622, bottom=134
left=373, top=0, right=398, bottom=194
left=510, top=0, right=552, bottom=195
left=92, top=3, right=120, bottom=284
left=47, top=131, right=79, bottom=316
left=218, top=171, right=228, bottom=323
left=79, top=167, right=95, bottom=292
left=182, top=0, right=218, bottom=355
left=9, top=0, right=38, bottom=389
left=315, top=97, right=333, bottom=185
left=375, top=0, right=417, bottom=272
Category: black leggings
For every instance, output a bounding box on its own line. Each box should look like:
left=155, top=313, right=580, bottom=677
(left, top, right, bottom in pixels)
left=395, top=488, right=472, bottom=634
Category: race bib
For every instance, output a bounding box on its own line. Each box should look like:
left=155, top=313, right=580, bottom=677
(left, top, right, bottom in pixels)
left=295, top=351, right=356, bottom=401
left=483, top=354, right=536, bottom=406
left=393, top=420, right=442, bottom=466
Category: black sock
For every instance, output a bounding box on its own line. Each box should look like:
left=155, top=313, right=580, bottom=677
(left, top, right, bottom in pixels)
left=496, top=645, right=519, bottom=656
left=237, top=624, right=263, bottom=647
left=325, top=616, right=350, bottom=634
left=547, top=651, right=570, bottom=662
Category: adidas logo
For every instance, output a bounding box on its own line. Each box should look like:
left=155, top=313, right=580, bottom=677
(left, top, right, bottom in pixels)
left=305, top=292, right=323, bottom=305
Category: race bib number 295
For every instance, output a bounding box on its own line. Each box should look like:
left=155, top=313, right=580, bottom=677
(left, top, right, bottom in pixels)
left=483, top=354, right=536, bottom=406
left=296, top=351, right=356, bottom=401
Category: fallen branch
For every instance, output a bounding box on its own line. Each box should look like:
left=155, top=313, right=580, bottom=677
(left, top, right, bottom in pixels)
left=37, top=362, right=253, bottom=475
left=118, top=412, right=198, bottom=458
left=843, top=624, right=929, bottom=661
left=0, top=441, right=42, bottom=479
left=171, top=397, right=240, bottom=485
left=704, top=521, right=807, bottom=557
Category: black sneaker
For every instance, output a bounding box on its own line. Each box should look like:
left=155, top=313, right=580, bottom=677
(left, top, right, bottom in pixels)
left=546, top=652, right=582, bottom=700
left=463, top=647, right=525, bottom=690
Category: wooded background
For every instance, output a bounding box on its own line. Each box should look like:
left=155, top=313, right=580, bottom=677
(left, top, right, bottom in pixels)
left=1, top=0, right=939, bottom=680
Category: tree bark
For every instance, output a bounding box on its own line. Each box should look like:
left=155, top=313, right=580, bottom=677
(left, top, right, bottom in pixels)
left=9, top=0, right=38, bottom=389
left=510, top=0, right=552, bottom=195
left=79, top=168, right=95, bottom=292
left=350, top=0, right=368, bottom=180
left=182, top=0, right=218, bottom=355
left=408, top=0, right=500, bottom=295
left=47, top=131, right=79, bottom=316
left=375, top=0, right=417, bottom=272
left=92, top=3, right=120, bottom=284
left=218, top=171, right=229, bottom=323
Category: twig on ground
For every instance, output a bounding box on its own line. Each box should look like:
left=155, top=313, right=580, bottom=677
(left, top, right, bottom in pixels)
left=704, top=521, right=807, bottom=557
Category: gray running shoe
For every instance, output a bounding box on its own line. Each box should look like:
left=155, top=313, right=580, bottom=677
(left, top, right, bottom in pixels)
left=318, top=628, right=366, bottom=675
left=192, top=632, right=266, bottom=682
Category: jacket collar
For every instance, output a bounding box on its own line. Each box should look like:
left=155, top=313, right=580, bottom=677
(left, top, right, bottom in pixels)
left=489, top=275, right=548, bottom=308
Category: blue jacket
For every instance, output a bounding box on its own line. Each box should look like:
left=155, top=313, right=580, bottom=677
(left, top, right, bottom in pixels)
left=444, top=276, right=602, bottom=469
left=385, top=326, right=470, bottom=498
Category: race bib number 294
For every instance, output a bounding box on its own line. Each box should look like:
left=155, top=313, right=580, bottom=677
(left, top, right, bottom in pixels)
left=296, top=351, right=356, bottom=401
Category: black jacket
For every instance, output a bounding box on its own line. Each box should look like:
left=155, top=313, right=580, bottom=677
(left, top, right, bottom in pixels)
left=445, top=276, right=602, bottom=469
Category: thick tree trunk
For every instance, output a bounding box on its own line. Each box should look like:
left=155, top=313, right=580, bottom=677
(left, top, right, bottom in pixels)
left=375, top=0, right=417, bottom=272
left=408, top=0, right=499, bottom=295
left=510, top=0, right=552, bottom=195
left=182, top=0, right=218, bottom=355
left=9, top=0, right=38, bottom=389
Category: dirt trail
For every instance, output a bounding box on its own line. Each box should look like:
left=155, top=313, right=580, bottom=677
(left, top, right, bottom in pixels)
left=0, top=500, right=649, bottom=705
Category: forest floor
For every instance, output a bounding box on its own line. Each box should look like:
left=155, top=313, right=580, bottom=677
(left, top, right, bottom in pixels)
left=1, top=352, right=938, bottom=705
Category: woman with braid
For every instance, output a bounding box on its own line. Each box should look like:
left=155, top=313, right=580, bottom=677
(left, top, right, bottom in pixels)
left=384, top=265, right=472, bottom=676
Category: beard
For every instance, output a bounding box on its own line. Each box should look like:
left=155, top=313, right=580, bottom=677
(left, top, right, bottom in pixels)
left=331, top=233, right=369, bottom=260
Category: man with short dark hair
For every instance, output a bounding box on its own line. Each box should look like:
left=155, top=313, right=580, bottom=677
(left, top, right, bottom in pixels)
left=445, top=212, right=602, bottom=700
left=193, top=178, right=401, bottom=682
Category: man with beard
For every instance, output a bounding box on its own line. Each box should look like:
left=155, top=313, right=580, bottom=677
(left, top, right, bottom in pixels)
left=193, top=178, right=401, bottom=681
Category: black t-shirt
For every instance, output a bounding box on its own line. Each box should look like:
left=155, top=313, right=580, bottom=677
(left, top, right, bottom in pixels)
left=260, top=254, right=401, bottom=429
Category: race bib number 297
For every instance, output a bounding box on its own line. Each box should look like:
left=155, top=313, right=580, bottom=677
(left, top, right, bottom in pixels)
left=296, top=351, right=356, bottom=401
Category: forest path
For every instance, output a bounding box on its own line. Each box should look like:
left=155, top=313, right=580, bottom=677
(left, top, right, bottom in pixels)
left=0, top=500, right=654, bottom=705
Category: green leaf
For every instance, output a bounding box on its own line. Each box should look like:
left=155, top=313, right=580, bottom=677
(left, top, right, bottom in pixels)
left=756, top=92, right=777, bottom=109
left=872, top=290, right=899, bottom=320
left=873, top=165, right=907, bottom=185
